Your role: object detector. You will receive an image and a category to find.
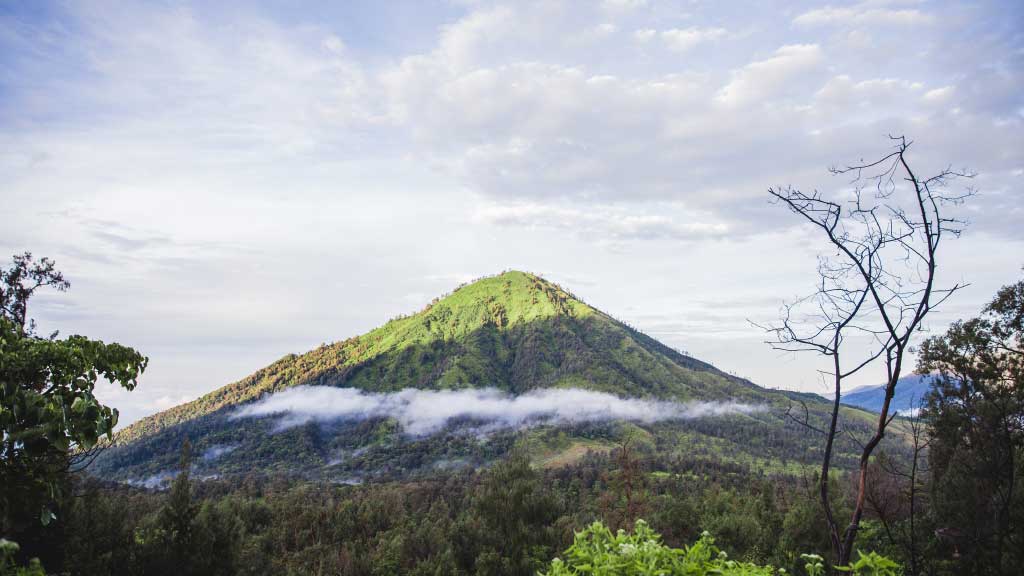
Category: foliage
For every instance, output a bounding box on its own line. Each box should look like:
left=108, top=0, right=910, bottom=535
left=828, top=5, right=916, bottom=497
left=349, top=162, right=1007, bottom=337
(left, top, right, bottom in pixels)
left=541, top=520, right=777, bottom=576
left=0, top=252, right=69, bottom=333
left=462, top=449, right=560, bottom=575
left=46, top=443, right=920, bottom=576
left=540, top=521, right=902, bottom=576
left=0, top=539, right=44, bottom=576
left=837, top=551, right=901, bottom=575
left=0, top=253, right=146, bottom=566
left=916, top=278, right=1024, bottom=574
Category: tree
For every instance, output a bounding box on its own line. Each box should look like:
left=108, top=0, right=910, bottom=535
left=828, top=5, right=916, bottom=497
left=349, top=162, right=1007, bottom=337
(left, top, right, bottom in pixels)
left=917, top=278, right=1024, bottom=574
left=0, top=253, right=69, bottom=333
left=599, top=434, right=649, bottom=530
left=163, top=439, right=196, bottom=559
left=0, top=252, right=147, bottom=561
left=463, top=449, right=560, bottom=576
left=762, top=137, right=970, bottom=567
left=132, top=440, right=199, bottom=576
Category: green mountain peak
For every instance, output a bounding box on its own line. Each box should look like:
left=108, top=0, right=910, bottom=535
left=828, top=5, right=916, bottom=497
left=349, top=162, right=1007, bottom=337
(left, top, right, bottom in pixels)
left=97, top=270, right=888, bottom=482
left=408, top=270, right=596, bottom=332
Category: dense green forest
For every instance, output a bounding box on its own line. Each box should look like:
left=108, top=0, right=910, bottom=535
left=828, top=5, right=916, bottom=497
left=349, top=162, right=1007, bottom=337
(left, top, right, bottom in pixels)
left=18, top=441, right=901, bottom=575
left=23, top=413, right=1021, bottom=576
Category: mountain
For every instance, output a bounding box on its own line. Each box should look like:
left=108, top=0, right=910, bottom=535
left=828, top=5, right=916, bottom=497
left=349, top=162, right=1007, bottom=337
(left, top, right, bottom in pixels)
left=91, top=271, right=896, bottom=485
left=842, top=375, right=935, bottom=414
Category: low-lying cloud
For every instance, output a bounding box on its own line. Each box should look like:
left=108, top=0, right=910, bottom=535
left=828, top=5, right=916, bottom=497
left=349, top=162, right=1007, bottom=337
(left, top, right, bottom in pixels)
left=201, top=444, right=239, bottom=461
left=233, top=386, right=762, bottom=435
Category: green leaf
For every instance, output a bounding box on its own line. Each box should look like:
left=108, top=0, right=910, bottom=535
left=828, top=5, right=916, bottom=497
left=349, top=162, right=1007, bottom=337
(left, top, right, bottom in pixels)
left=39, top=507, right=56, bottom=526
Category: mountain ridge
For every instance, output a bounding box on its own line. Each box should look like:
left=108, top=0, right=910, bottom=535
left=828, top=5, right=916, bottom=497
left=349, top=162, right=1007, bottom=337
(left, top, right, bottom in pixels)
left=841, top=374, right=935, bottom=414
left=115, top=271, right=764, bottom=444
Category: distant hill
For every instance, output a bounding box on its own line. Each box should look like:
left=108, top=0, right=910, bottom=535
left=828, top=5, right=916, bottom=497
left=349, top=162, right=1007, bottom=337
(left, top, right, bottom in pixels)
left=91, top=271, right=902, bottom=485
left=842, top=375, right=936, bottom=414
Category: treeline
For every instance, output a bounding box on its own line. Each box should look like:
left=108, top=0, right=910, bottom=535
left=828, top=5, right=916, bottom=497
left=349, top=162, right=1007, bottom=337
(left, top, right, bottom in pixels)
left=50, top=446, right=843, bottom=575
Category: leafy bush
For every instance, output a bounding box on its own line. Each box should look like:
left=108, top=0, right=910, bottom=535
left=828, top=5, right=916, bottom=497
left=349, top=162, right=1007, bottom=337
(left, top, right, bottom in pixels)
left=541, top=520, right=776, bottom=575
left=540, top=520, right=902, bottom=576
left=0, top=540, right=44, bottom=576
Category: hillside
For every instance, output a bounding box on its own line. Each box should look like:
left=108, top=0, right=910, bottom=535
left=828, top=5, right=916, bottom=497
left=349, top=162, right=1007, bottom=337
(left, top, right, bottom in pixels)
left=842, top=375, right=935, bottom=414
left=91, top=271, right=893, bottom=485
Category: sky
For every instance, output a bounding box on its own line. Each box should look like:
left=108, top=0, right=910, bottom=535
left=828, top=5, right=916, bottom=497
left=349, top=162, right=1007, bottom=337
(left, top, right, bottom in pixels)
left=1, top=0, right=1022, bottom=426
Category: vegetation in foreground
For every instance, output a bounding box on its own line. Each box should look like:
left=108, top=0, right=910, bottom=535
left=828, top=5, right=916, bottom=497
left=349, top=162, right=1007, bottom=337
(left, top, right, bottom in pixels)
left=541, top=520, right=900, bottom=576
left=38, top=446, right=888, bottom=576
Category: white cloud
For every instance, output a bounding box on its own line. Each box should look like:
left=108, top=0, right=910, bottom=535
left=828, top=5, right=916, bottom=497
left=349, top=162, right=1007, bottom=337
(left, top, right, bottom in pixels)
left=794, top=5, right=935, bottom=27
left=716, top=44, right=824, bottom=107
left=660, top=27, right=727, bottom=52
left=201, top=444, right=239, bottom=461
left=633, top=28, right=656, bottom=43
left=602, top=0, right=647, bottom=11
left=474, top=201, right=731, bottom=242
left=436, top=5, right=516, bottom=69
left=568, top=22, right=619, bottom=46
left=923, top=85, right=955, bottom=103
left=153, top=394, right=195, bottom=411
left=233, top=386, right=762, bottom=435
left=812, top=74, right=925, bottom=114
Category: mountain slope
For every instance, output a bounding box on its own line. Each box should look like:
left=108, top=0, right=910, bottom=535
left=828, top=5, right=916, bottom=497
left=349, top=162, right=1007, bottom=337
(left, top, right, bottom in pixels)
left=117, top=271, right=762, bottom=443
left=92, top=271, right=893, bottom=484
left=842, top=375, right=935, bottom=414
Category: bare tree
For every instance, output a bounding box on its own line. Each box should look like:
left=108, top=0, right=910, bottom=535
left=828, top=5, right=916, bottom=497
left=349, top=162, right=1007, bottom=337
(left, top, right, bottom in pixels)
left=762, top=136, right=971, bottom=568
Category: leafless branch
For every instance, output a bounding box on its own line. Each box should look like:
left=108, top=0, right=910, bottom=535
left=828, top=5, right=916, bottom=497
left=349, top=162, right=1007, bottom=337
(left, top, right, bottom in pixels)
left=760, top=136, right=972, bottom=568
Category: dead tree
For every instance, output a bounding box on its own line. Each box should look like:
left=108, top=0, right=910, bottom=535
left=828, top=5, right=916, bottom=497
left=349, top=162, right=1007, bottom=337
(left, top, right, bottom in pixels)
left=762, top=136, right=971, bottom=568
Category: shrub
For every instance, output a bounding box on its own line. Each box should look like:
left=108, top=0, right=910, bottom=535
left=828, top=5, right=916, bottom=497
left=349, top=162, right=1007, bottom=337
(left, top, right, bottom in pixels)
left=541, top=520, right=776, bottom=576
left=540, top=521, right=902, bottom=576
left=0, top=540, right=44, bottom=576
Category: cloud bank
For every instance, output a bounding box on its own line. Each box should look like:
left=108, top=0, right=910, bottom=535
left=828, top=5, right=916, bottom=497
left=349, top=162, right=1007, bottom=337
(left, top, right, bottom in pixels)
left=233, top=386, right=761, bottom=435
